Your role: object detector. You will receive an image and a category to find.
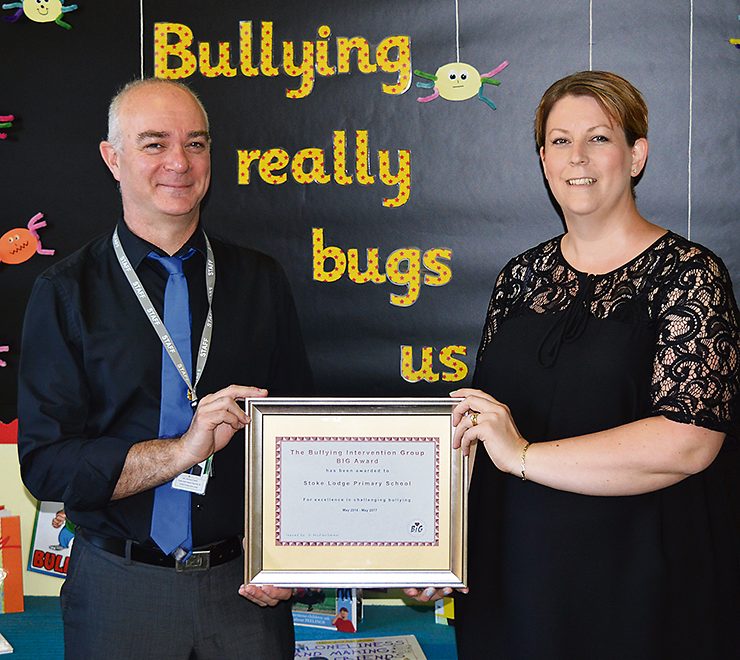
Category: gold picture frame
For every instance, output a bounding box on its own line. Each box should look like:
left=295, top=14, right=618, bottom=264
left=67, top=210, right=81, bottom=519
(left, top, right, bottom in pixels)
left=245, top=398, right=467, bottom=588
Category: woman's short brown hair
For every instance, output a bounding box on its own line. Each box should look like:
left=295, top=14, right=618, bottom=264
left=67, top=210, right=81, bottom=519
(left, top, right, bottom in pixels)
left=534, top=70, right=648, bottom=150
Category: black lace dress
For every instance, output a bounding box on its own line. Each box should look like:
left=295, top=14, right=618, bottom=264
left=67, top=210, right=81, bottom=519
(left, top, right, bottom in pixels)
left=455, top=232, right=740, bottom=660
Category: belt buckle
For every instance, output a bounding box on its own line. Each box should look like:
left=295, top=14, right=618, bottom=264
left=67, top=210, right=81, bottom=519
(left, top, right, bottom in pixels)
left=176, top=550, right=210, bottom=572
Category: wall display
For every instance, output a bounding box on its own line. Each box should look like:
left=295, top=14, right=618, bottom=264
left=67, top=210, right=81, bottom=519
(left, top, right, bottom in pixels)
left=26, top=501, right=74, bottom=579
left=1, top=0, right=78, bottom=29
left=0, top=0, right=738, bottom=437
left=0, top=114, right=13, bottom=139
left=413, top=0, right=509, bottom=110
left=0, top=419, right=17, bottom=443
left=0, top=212, right=55, bottom=265
left=414, top=60, right=509, bottom=109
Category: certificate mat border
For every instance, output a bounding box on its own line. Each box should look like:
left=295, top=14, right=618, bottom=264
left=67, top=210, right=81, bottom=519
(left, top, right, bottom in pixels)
left=275, top=436, right=440, bottom=546
left=245, top=398, right=467, bottom=588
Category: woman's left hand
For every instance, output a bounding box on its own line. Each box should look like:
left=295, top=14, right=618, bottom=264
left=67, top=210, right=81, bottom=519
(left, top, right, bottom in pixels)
left=450, top=388, right=528, bottom=476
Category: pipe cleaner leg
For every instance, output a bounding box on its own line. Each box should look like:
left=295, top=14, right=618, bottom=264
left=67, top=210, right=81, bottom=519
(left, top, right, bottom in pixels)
left=2, top=7, right=23, bottom=23
left=417, top=89, right=440, bottom=103
left=478, top=86, right=497, bottom=110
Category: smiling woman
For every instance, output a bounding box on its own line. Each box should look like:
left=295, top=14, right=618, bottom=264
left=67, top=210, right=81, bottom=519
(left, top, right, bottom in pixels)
left=534, top=71, right=658, bottom=274
left=407, top=71, right=740, bottom=660
left=540, top=95, right=646, bottom=224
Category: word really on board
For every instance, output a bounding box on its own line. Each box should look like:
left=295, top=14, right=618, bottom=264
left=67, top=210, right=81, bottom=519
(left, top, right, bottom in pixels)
left=238, top=131, right=410, bottom=208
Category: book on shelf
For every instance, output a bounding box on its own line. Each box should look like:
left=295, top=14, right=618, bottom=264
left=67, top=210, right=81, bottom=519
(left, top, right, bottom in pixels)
left=295, top=633, right=426, bottom=659
left=291, top=588, right=362, bottom=632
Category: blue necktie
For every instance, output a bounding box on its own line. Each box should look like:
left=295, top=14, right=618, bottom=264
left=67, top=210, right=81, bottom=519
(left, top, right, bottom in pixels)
left=148, top=249, right=196, bottom=560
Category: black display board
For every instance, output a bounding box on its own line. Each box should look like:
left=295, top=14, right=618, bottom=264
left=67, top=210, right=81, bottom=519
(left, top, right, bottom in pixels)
left=1, top=0, right=738, bottom=424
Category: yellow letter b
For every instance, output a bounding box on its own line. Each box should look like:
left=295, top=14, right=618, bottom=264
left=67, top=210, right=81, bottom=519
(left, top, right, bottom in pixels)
left=154, top=23, right=197, bottom=80
left=312, top=228, right=347, bottom=283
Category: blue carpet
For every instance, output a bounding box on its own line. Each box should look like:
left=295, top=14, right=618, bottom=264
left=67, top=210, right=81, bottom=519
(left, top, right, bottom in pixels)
left=0, top=597, right=64, bottom=659
left=0, top=597, right=456, bottom=659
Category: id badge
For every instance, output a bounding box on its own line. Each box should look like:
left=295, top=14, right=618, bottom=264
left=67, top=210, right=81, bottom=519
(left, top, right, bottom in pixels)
left=172, top=456, right=212, bottom=495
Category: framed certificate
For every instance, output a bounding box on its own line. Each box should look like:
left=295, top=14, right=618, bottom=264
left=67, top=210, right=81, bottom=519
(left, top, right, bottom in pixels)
left=245, top=398, right=467, bottom=588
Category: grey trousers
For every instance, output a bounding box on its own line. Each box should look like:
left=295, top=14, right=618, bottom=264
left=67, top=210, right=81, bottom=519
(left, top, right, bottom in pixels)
left=61, top=534, right=295, bottom=660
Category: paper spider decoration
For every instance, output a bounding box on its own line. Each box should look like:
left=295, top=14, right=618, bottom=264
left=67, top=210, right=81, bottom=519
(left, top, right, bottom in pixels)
left=0, top=212, right=55, bottom=265
left=2, top=0, right=78, bottom=29
left=414, top=60, right=509, bottom=110
left=0, top=115, right=13, bottom=140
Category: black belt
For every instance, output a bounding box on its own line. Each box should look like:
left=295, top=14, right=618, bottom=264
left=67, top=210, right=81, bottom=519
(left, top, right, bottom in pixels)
left=80, top=532, right=242, bottom=571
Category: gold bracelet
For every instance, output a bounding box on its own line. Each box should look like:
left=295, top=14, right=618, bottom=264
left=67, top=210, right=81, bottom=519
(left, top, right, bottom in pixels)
left=520, top=441, right=531, bottom=481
